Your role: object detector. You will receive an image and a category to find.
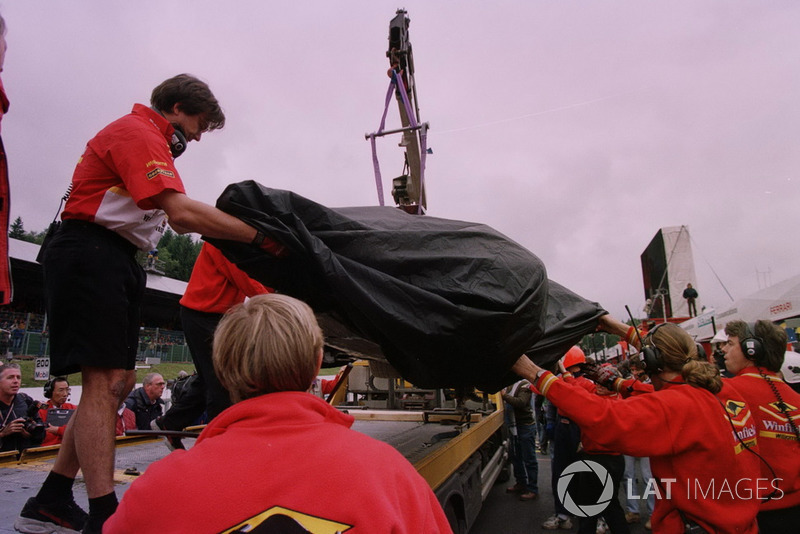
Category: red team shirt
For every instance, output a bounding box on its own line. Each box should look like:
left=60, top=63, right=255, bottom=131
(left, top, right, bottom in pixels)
left=61, top=104, right=185, bottom=250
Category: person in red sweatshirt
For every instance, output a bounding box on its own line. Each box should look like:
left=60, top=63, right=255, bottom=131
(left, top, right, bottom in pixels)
left=37, top=377, right=77, bottom=447
left=722, top=319, right=800, bottom=532
left=151, top=242, right=270, bottom=449
left=0, top=12, right=11, bottom=306
left=106, top=293, right=452, bottom=533
left=514, top=322, right=762, bottom=534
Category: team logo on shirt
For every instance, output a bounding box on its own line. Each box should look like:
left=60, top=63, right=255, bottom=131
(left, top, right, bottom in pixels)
left=146, top=168, right=175, bottom=180
left=220, top=506, right=352, bottom=533
left=723, top=399, right=749, bottom=422
left=722, top=399, right=758, bottom=452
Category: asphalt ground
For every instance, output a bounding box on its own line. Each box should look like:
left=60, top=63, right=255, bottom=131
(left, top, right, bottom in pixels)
left=470, top=451, right=652, bottom=534
left=1, top=443, right=652, bottom=533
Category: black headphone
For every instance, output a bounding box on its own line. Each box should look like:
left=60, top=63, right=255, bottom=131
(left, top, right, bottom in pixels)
left=151, top=106, right=187, bottom=158
left=43, top=376, right=66, bottom=399
left=170, top=126, right=187, bottom=158
left=640, top=322, right=668, bottom=375
left=741, top=322, right=764, bottom=361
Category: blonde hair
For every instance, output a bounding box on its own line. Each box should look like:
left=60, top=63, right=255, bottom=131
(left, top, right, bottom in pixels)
left=213, top=294, right=323, bottom=403
left=651, top=323, right=722, bottom=393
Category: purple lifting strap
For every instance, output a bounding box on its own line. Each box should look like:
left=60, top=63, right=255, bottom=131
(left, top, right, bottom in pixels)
left=368, top=71, right=427, bottom=212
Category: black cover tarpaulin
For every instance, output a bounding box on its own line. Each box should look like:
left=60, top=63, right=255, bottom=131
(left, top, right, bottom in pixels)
left=208, top=181, right=606, bottom=391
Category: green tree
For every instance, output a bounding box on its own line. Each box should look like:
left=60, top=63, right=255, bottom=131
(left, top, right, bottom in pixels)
left=9, top=216, right=25, bottom=239
left=144, top=229, right=202, bottom=281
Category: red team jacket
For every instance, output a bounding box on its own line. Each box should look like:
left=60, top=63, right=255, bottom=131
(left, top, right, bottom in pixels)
left=0, top=78, right=11, bottom=304
left=179, top=242, right=270, bottom=314
left=726, top=368, right=800, bottom=512
left=37, top=401, right=77, bottom=447
left=106, top=392, right=452, bottom=533
left=533, top=372, right=762, bottom=533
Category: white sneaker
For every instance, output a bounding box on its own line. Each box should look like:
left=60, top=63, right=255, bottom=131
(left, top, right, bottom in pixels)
left=542, top=515, right=561, bottom=530
left=542, top=515, right=572, bottom=530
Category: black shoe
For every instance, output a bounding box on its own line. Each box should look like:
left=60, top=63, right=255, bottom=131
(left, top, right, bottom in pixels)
left=150, top=417, right=185, bottom=451
left=15, top=495, right=88, bottom=533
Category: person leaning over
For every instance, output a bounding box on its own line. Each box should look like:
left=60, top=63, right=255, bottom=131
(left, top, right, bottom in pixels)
left=15, top=74, right=287, bottom=534
left=105, top=294, right=452, bottom=533
left=513, top=323, right=763, bottom=534
left=722, top=319, right=800, bottom=532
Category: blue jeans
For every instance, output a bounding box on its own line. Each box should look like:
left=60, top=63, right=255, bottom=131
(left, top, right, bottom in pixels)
left=510, top=423, right=539, bottom=493
left=624, top=455, right=654, bottom=515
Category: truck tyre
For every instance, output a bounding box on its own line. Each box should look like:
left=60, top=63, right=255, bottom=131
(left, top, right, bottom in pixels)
left=444, top=498, right=467, bottom=534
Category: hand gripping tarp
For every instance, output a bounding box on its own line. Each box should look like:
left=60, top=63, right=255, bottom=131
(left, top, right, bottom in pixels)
left=208, top=181, right=606, bottom=391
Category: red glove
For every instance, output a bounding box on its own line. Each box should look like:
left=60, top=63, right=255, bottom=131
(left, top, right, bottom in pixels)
left=252, top=230, right=289, bottom=258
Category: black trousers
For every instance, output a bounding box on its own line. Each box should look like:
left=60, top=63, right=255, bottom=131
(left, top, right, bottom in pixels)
left=161, top=307, right=230, bottom=430
left=576, top=453, right=629, bottom=534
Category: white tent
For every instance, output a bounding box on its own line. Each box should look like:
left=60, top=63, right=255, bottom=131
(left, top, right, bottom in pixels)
left=682, top=273, right=800, bottom=341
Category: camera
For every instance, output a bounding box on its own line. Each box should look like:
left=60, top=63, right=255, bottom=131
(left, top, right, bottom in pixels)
left=23, top=401, right=46, bottom=440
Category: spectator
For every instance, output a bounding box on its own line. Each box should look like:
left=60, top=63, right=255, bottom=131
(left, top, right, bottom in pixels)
left=541, top=346, right=591, bottom=530
left=38, top=377, right=77, bottom=447
left=17, top=74, right=287, bottom=534
left=515, top=323, right=763, bottom=533
left=570, top=378, right=629, bottom=534
left=533, top=393, right=549, bottom=454
left=124, top=373, right=165, bottom=430
left=10, top=320, right=23, bottom=353
left=623, top=455, right=654, bottom=527
left=0, top=363, right=45, bottom=453
left=722, top=320, right=800, bottom=532
left=106, top=294, right=452, bottom=533
left=114, top=403, right=136, bottom=437
left=502, top=378, right=539, bottom=501
left=682, top=283, right=698, bottom=318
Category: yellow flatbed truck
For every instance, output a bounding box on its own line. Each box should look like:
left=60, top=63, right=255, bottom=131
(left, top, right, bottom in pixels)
left=327, top=362, right=509, bottom=534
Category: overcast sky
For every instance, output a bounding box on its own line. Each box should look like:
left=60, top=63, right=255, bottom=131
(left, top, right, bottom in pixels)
left=2, top=1, right=799, bottom=321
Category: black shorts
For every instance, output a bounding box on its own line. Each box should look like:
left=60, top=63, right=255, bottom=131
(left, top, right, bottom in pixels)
left=43, top=220, right=145, bottom=375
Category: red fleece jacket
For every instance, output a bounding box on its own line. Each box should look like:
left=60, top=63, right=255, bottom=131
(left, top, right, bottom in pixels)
left=533, top=372, right=761, bottom=534
left=106, top=392, right=452, bottom=534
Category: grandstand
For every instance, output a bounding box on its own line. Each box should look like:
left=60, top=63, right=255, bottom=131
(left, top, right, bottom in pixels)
left=0, top=238, right=192, bottom=362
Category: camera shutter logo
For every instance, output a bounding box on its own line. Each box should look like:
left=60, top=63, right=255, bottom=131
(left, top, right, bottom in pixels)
left=557, top=460, right=614, bottom=517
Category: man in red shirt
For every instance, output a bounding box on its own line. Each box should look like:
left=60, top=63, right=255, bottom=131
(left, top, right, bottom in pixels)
left=722, top=320, right=800, bottom=532
left=16, top=74, right=285, bottom=534
left=37, top=377, right=77, bottom=447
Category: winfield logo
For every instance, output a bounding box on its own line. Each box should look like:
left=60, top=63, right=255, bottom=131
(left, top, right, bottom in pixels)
left=557, top=460, right=614, bottom=517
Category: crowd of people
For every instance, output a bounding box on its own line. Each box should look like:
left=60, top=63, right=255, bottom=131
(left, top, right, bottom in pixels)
left=507, top=319, right=799, bottom=534
left=0, top=370, right=151, bottom=456
left=0, top=6, right=797, bottom=533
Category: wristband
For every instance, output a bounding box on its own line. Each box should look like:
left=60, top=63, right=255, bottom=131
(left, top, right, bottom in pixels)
left=251, top=230, right=266, bottom=247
